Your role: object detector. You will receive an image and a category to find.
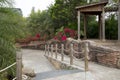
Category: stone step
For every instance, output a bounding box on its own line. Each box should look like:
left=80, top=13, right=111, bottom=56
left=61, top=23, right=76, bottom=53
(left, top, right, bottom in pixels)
left=43, top=71, right=94, bottom=80
left=35, top=70, right=83, bottom=80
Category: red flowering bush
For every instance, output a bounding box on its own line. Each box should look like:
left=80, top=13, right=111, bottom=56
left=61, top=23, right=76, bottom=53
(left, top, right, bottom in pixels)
left=54, top=27, right=77, bottom=41
left=61, top=35, right=67, bottom=41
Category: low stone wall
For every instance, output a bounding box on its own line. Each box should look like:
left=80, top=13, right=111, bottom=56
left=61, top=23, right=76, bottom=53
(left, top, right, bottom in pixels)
left=85, top=40, right=120, bottom=68
left=96, top=52, right=120, bottom=68
left=66, top=38, right=120, bottom=69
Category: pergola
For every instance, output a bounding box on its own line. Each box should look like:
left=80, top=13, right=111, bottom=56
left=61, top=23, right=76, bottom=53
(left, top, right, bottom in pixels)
left=76, top=0, right=120, bottom=41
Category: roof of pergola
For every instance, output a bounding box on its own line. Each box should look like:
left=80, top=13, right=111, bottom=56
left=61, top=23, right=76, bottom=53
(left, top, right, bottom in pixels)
left=76, top=1, right=108, bottom=15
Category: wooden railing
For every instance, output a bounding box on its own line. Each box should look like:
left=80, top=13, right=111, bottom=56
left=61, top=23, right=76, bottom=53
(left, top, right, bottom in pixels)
left=45, top=42, right=89, bottom=71
left=0, top=52, right=22, bottom=80
left=16, top=52, right=22, bottom=80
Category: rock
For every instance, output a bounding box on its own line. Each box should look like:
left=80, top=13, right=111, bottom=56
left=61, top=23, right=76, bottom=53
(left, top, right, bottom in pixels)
left=22, top=67, right=36, bottom=77
left=117, top=56, right=120, bottom=69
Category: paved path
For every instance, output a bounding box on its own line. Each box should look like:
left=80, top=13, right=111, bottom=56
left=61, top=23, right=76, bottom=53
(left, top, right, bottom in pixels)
left=46, top=52, right=120, bottom=80
left=22, top=49, right=55, bottom=73
left=22, top=49, right=84, bottom=80
left=22, top=49, right=120, bottom=80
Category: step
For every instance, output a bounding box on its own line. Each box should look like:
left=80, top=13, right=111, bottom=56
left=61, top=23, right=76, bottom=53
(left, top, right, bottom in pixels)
left=35, top=70, right=83, bottom=80
left=43, top=71, right=94, bottom=80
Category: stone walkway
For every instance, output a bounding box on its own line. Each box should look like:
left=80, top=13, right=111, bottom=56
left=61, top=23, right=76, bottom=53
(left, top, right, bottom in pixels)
left=22, top=49, right=55, bottom=74
left=46, top=52, right=120, bottom=80
left=22, top=49, right=84, bottom=80
left=22, top=49, right=120, bottom=80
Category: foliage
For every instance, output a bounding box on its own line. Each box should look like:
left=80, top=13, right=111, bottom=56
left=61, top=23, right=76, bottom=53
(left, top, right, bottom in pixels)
left=87, top=20, right=99, bottom=39
left=49, top=0, right=87, bottom=31
left=0, top=0, right=26, bottom=79
left=54, top=27, right=77, bottom=41
left=27, top=8, right=54, bottom=41
left=0, top=0, right=14, bottom=7
left=26, top=0, right=119, bottom=41
left=105, top=14, right=118, bottom=39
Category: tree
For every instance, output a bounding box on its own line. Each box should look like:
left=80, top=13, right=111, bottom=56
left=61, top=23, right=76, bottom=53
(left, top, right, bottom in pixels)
left=27, top=9, right=54, bottom=40
left=105, top=14, right=118, bottom=39
left=49, top=0, right=87, bottom=31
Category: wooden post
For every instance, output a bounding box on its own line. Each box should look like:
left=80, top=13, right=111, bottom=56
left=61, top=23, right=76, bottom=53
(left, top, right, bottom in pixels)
left=48, top=45, right=50, bottom=56
left=51, top=45, right=53, bottom=57
left=70, top=44, right=73, bottom=65
left=84, top=42, right=89, bottom=71
left=78, top=11, right=81, bottom=40
left=102, top=8, right=105, bottom=41
left=61, top=44, right=64, bottom=61
left=84, top=14, right=87, bottom=39
left=118, top=0, right=120, bottom=41
left=55, top=44, right=58, bottom=59
left=45, top=45, right=47, bottom=55
left=16, top=52, right=22, bottom=80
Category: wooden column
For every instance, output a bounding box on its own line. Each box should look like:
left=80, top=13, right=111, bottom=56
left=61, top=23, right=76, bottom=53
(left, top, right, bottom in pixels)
left=84, top=14, right=87, bottom=39
left=78, top=11, right=81, bottom=40
left=16, top=52, right=22, bottom=80
left=118, top=0, right=120, bottom=41
left=99, top=14, right=102, bottom=40
left=102, top=8, right=105, bottom=41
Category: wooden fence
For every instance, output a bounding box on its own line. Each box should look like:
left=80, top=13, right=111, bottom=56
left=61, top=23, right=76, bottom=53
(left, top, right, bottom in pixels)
left=45, top=42, right=89, bottom=71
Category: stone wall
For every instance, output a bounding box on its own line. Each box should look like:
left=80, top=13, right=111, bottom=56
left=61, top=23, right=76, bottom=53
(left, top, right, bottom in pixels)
left=86, top=41, right=120, bottom=68
left=66, top=38, right=120, bottom=68
left=96, top=52, right=120, bottom=68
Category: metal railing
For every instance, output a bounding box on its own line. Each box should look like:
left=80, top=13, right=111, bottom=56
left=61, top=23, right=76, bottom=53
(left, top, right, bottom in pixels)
left=45, top=42, right=89, bottom=71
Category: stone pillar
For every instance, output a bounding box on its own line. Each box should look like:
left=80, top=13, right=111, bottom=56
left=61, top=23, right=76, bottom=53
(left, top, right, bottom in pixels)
left=78, top=11, right=81, bottom=40
left=84, top=14, right=87, bottom=39
left=118, top=0, right=120, bottom=41
left=102, top=8, right=105, bottom=41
